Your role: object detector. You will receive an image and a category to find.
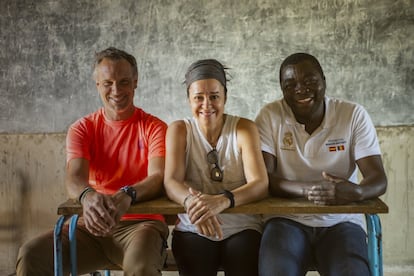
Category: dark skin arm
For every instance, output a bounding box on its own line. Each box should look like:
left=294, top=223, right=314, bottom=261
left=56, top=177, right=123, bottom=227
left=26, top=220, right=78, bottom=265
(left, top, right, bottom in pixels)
left=263, top=152, right=309, bottom=197
left=263, top=151, right=387, bottom=205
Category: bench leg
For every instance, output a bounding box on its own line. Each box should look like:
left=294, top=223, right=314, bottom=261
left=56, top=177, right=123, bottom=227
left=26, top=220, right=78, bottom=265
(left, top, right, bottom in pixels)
left=53, top=215, right=68, bottom=276
left=58, top=214, right=112, bottom=276
left=366, top=214, right=383, bottom=276
left=69, top=214, right=80, bottom=276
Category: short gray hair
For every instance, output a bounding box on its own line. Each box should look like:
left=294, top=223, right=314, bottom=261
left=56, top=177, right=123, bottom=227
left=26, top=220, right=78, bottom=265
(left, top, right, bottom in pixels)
left=92, top=47, right=138, bottom=80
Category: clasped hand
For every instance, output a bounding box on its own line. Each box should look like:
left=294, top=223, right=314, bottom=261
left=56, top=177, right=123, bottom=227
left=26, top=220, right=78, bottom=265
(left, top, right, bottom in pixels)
left=185, top=188, right=227, bottom=240
left=305, top=171, right=362, bottom=205
left=81, top=191, right=130, bottom=236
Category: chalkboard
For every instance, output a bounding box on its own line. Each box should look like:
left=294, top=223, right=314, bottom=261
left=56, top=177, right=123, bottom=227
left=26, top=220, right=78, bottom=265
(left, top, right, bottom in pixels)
left=1, top=0, right=413, bottom=133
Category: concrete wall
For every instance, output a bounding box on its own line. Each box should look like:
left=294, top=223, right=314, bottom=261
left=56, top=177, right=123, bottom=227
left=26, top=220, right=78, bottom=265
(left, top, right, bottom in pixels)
left=0, top=126, right=413, bottom=275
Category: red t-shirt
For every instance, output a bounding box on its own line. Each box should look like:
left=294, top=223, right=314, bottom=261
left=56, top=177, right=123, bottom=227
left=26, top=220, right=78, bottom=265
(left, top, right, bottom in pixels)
left=66, top=107, right=167, bottom=221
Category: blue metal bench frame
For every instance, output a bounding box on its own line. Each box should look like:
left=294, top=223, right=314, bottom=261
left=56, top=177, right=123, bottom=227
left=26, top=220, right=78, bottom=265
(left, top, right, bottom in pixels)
left=53, top=213, right=384, bottom=276
left=366, top=214, right=383, bottom=276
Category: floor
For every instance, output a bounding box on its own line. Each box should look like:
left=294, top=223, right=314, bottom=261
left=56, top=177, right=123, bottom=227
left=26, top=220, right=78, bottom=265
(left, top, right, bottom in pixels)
left=4, top=266, right=414, bottom=276
left=78, top=266, right=414, bottom=276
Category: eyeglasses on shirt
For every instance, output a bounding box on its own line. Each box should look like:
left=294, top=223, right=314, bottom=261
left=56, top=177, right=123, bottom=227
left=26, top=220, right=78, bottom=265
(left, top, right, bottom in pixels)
left=207, top=148, right=223, bottom=182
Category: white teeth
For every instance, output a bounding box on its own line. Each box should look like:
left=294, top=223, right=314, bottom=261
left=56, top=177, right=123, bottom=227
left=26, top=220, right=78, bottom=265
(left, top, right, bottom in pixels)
left=297, top=98, right=312, bottom=103
left=111, top=97, right=124, bottom=103
left=203, top=111, right=214, bottom=115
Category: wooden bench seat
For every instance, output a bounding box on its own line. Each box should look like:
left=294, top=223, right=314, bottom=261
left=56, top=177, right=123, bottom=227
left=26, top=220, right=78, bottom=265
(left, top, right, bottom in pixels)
left=54, top=196, right=388, bottom=276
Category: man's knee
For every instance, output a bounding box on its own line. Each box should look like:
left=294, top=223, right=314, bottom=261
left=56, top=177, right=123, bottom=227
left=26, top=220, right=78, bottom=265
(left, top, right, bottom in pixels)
left=16, top=241, right=53, bottom=276
left=317, top=222, right=370, bottom=276
left=124, top=243, right=166, bottom=276
left=16, top=244, right=32, bottom=274
left=260, top=219, right=311, bottom=276
left=122, top=222, right=167, bottom=276
left=123, top=261, right=163, bottom=276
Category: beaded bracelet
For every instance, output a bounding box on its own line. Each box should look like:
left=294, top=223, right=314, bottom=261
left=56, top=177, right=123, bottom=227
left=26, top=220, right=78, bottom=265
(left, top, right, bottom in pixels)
left=183, top=194, right=194, bottom=211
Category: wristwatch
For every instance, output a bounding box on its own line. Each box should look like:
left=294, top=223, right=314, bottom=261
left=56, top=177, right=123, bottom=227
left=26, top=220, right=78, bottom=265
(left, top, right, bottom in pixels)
left=120, top=186, right=137, bottom=205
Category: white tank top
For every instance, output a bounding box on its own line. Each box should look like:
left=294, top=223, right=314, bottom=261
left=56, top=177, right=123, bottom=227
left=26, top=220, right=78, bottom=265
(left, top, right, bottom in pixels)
left=175, top=115, right=262, bottom=240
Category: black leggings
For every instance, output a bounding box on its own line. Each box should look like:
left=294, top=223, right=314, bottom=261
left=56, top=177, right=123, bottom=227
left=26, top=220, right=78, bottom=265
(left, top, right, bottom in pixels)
left=172, top=229, right=261, bottom=276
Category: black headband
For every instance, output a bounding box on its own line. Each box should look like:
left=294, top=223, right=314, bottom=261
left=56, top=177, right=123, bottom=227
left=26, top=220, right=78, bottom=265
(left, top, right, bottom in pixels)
left=184, top=59, right=227, bottom=92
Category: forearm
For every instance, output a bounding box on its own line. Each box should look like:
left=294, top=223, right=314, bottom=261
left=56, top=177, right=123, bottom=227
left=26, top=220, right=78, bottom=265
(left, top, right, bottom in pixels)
left=130, top=172, right=164, bottom=202
left=164, top=179, right=192, bottom=207
left=65, top=158, right=91, bottom=200
left=231, top=179, right=268, bottom=206
left=356, top=155, right=388, bottom=200
left=358, top=173, right=387, bottom=200
left=268, top=173, right=310, bottom=198
left=65, top=173, right=90, bottom=200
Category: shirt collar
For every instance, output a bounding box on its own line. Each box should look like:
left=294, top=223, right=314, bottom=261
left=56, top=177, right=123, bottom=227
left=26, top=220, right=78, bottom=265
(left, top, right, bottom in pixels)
left=282, top=96, right=336, bottom=129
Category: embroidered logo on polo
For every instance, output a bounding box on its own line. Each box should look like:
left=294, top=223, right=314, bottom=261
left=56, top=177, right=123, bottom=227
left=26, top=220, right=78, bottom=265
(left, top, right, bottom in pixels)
left=280, top=131, right=296, bottom=151
left=326, top=138, right=346, bottom=152
left=138, top=139, right=145, bottom=150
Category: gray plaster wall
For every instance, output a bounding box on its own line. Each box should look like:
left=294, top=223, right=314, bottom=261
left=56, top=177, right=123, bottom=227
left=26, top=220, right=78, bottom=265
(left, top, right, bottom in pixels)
left=1, top=0, right=413, bottom=133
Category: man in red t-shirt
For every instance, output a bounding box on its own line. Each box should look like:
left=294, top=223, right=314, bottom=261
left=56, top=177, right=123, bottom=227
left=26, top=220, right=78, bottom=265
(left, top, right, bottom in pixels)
left=16, top=47, right=168, bottom=276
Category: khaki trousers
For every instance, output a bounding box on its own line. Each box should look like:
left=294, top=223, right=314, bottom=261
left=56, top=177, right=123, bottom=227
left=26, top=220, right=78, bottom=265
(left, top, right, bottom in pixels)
left=16, top=218, right=169, bottom=276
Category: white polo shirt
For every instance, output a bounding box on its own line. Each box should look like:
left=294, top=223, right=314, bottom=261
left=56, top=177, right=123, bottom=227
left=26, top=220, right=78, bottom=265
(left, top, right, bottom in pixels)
left=255, top=96, right=381, bottom=229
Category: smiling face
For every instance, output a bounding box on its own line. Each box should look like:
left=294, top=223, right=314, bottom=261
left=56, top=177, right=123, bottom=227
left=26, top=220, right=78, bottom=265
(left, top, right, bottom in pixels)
left=280, top=59, right=326, bottom=125
left=95, top=57, right=138, bottom=120
left=188, top=78, right=226, bottom=126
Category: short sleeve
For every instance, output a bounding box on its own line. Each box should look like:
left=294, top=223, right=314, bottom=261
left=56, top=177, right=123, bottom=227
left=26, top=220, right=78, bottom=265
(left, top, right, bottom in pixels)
left=66, top=118, right=92, bottom=163
left=255, top=104, right=278, bottom=157
left=352, top=105, right=381, bottom=161
left=146, top=116, right=167, bottom=159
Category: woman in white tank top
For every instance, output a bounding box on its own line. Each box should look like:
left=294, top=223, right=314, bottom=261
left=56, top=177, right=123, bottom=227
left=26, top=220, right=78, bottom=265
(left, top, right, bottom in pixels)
left=164, top=59, right=268, bottom=276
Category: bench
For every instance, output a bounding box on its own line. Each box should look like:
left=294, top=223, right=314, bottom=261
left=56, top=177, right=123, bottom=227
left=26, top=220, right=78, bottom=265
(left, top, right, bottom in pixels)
left=54, top=196, right=388, bottom=276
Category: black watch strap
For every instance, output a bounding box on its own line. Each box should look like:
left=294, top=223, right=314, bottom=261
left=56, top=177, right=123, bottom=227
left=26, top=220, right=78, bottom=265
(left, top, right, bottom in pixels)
left=222, top=189, right=235, bottom=208
left=120, top=186, right=137, bottom=205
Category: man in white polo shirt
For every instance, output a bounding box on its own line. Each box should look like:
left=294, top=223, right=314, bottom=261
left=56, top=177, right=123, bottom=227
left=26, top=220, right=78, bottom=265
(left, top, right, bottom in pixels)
left=255, top=52, right=387, bottom=276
